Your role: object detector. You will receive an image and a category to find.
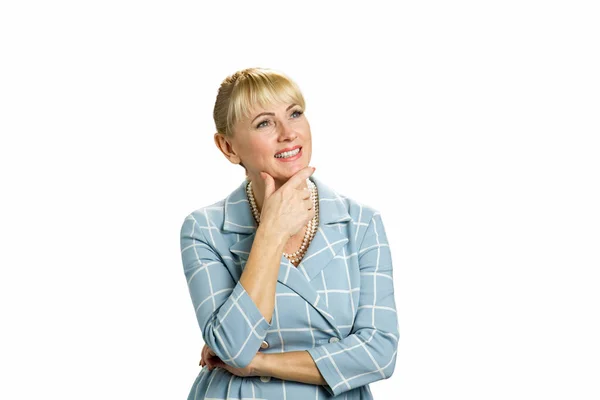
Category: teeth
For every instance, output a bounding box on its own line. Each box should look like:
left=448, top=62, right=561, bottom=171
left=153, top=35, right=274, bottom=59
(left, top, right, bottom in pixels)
left=275, top=148, right=300, bottom=158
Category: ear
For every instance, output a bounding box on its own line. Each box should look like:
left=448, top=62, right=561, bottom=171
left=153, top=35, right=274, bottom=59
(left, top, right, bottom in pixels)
left=214, top=132, right=242, bottom=165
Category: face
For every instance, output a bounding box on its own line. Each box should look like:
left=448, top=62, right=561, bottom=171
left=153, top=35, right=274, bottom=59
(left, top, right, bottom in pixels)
left=217, top=101, right=312, bottom=184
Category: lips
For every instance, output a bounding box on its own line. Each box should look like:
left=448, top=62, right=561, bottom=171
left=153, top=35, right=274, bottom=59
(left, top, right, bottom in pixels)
left=274, top=146, right=303, bottom=162
left=274, top=145, right=302, bottom=156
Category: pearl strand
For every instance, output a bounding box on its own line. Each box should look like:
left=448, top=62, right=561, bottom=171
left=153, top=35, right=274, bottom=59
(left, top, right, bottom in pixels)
left=246, top=178, right=319, bottom=264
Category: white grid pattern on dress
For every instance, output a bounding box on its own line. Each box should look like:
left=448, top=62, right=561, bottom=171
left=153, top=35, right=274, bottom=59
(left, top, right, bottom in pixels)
left=180, top=176, right=398, bottom=399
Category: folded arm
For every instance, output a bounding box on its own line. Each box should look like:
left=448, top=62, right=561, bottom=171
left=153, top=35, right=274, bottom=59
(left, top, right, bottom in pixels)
left=305, top=213, right=399, bottom=396
left=180, top=212, right=272, bottom=368
left=254, top=351, right=327, bottom=385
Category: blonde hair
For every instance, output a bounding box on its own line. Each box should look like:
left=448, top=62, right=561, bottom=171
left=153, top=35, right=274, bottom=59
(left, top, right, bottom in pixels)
left=213, top=67, right=306, bottom=137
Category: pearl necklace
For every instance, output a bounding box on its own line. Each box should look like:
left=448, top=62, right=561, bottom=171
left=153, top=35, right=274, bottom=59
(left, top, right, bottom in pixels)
left=246, top=178, right=319, bottom=265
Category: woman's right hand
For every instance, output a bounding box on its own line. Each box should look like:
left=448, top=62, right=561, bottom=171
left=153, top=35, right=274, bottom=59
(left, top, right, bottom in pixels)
left=259, top=166, right=316, bottom=239
left=199, top=343, right=219, bottom=370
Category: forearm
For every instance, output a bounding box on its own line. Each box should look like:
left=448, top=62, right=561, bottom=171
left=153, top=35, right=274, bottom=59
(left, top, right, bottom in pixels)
left=255, top=351, right=326, bottom=386
left=239, top=223, right=286, bottom=324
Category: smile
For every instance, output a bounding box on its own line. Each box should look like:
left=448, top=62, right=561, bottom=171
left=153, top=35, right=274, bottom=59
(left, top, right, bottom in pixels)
left=274, top=147, right=301, bottom=158
left=274, top=147, right=302, bottom=162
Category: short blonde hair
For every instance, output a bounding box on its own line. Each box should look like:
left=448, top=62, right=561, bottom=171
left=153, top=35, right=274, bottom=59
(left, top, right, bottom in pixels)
left=213, top=67, right=306, bottom=137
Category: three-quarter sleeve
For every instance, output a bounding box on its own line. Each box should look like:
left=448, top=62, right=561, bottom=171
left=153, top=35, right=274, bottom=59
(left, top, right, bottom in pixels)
left=180, top=212, right=272, bottom=369
left=306, top=212, right=399, bottom=396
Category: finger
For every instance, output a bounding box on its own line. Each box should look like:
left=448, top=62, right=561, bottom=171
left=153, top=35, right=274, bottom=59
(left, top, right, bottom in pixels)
left=296, top=187, right=311, bottom=200
left=307, top=205, right=316, bottom=221
left=281, top=166, right=315, bottom=190
left=305, top=197, right=314, bottom=210
left=204, top=345, right=214, bottom=357
left=206, top=353, right=219, bottom=369
left=208, top=359, right=222, bottom=371
left=260, top=172, right=275, bottom=199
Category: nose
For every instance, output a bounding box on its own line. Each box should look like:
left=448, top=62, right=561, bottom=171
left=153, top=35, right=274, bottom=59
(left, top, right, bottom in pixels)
left=277, top=120, right=297, bottom=141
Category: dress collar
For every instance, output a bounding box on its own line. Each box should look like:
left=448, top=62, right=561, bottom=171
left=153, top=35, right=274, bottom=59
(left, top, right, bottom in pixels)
left=222, top=175, right=351, bottom=234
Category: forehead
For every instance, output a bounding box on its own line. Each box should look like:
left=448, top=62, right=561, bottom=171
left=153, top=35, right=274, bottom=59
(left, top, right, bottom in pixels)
left=247, top=101, right=294, bottom=115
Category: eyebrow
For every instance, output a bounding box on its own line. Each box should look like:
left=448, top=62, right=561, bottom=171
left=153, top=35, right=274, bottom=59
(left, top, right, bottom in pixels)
left=251, top=104, right=298, bottom=124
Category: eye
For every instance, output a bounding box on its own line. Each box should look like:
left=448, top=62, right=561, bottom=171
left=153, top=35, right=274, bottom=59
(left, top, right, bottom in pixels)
left=291, top=109, right=304, bottom=118
left=256, top=119, right=270, bottom=129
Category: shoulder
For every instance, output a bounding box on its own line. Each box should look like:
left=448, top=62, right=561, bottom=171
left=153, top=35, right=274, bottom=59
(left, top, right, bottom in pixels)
left=344, top=194, right=381, bottom=226
left=315, top=177, right=380, bottom=223
left=180, top=179, right=251, bottom=237
left=181, top=198, right=227, bottom=232
left=313, top=176, right=383, bottom=244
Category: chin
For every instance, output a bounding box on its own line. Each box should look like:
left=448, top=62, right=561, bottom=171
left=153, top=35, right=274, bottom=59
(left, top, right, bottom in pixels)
left=285, top=163, right=308, bottom=175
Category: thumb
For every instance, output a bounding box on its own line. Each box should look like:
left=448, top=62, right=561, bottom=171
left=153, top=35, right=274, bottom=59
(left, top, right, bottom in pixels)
left=261, top=172, right=275, bottom=198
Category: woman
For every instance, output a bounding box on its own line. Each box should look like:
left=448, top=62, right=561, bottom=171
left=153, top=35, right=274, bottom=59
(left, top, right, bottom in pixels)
left=180, top=67, right=399, bottom=399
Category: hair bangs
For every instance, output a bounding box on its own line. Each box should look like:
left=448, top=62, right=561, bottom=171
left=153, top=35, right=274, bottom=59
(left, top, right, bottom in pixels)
left=226, top=71, right=305, bottom=136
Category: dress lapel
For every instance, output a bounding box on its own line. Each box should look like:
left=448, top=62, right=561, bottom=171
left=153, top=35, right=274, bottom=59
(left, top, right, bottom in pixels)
left=224, top=175, right=351, bottom=336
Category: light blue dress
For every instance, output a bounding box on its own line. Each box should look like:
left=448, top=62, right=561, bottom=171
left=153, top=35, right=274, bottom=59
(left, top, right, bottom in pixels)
left=179, top=175, right=399, bottom=399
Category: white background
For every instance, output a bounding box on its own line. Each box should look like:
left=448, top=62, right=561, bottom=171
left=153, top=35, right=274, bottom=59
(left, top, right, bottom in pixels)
left=1, top=1, right=599, bottom=399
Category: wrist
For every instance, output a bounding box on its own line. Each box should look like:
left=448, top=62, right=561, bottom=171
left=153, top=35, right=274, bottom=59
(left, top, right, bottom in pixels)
left=253, top=352, right=270, bottom=376
left=256, top=223, right=287, bottom=249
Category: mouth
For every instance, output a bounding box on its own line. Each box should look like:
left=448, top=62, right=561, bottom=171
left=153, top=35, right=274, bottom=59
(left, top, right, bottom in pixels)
left=274, top=145, right=302, bottom=158
left=274, top=146, right=302, bottom=161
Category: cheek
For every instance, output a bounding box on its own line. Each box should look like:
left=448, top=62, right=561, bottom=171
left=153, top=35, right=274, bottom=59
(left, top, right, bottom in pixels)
left=301, top=123, right=312, bottom=140
left=247, top=138, right=274, bottom=160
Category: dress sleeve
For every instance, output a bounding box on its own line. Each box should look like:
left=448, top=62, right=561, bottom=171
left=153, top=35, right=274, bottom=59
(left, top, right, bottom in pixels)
left=180, top=212, right=272, bottom=368
left=306, top=212, right=399, bottom=396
